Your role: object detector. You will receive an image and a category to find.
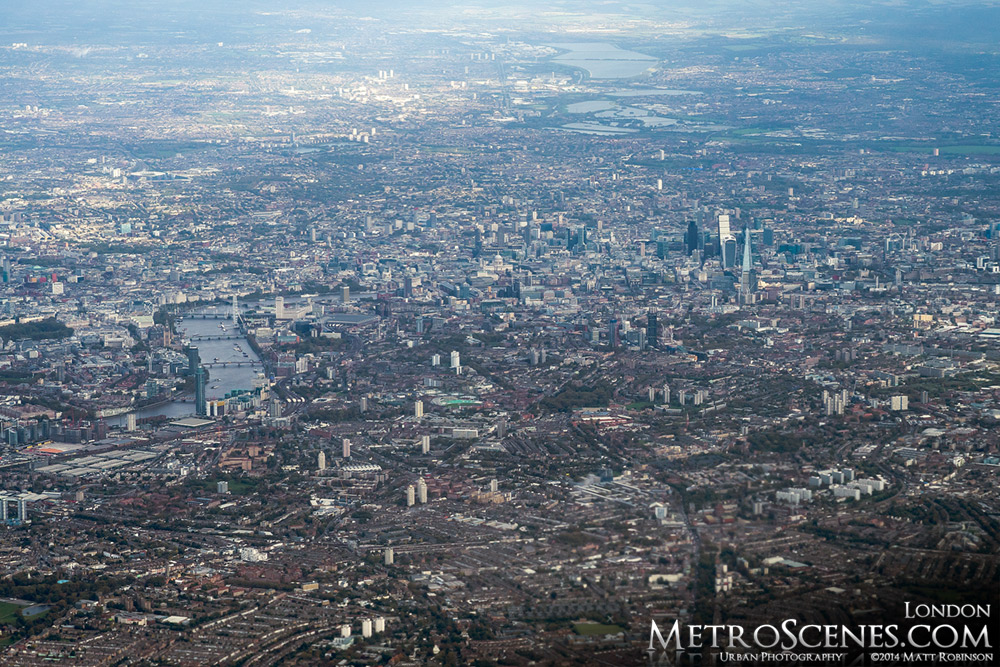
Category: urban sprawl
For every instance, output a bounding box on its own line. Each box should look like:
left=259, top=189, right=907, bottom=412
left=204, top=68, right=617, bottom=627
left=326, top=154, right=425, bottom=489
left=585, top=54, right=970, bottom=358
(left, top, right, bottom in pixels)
left=0, top=3, right=997, bottom=665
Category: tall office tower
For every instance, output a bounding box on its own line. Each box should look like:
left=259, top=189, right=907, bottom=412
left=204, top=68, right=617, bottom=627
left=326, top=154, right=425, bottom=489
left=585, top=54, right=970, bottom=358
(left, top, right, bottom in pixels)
left=647, top=310, right=659, bottom=347
left=186, top=346, right=200, bottom=374
left=126, top=413, right=137, bottom=432
left=685, top=220, right=699, bottom=256
left=450, top=350, right=460, bottom=369
left=718, top=213, right=731, bottom=239
left=274, top=296, right=285, bottom=320
left=414, top=400, right=423, bottom=419
left=421, top=435, right=430, bottom=454
left=719, top=214, right=737, bottom=269
left=342, top=285, right=350, bottom=304
left=609, top=318, right=620, bottom=348
left=406, top=485, right=415, bottom=506
left=360, top=396, right=368, bottom=412
left=342, top=438, right=351, bottom=458
left=231, top=294, right=238, bottom=323
left=740, top=226, right=755, bottom=304
left=722, top=237, right=738, bottom=270
left=194, top=367, right=207, bottom=416
left=417, top=478, right=428, bottom=504
left=318, top=451, right=326, bottom=471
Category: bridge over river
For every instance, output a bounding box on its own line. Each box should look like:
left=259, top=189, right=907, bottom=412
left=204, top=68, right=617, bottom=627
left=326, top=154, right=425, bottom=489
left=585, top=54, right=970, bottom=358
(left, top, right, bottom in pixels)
left=203, top=361, right=262, bottom=369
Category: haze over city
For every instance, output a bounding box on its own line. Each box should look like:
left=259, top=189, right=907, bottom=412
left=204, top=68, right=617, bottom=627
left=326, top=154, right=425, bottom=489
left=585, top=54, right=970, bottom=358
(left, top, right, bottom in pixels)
left=0, top=1, right=996, bottom=665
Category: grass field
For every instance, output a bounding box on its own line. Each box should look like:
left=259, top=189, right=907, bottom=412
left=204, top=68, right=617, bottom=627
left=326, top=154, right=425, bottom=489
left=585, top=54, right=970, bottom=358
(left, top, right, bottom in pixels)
left=186, top=477, right=258, bottom=496
left=0, top=602, right=23, bottom=624
left=574, top=623, right=625, bottom=636
left=937, top=145, right=1000, bottom=155
left=730, top=127, right=789, bottom=136
left=888, top=144, right=1000, bottom=155
left=224, top=478, right=256, bottom=495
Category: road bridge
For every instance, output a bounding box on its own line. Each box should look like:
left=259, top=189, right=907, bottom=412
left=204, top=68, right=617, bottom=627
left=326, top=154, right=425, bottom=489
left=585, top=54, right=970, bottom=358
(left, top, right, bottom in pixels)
left=203, top=361, right=262, bottom=368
